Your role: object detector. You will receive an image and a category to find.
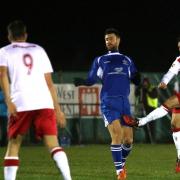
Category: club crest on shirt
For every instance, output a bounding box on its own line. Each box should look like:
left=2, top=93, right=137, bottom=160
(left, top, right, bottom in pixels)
left=123, top=59, right=129, bottom=65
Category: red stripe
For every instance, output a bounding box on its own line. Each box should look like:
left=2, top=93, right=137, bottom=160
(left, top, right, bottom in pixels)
left=162, top=104, right=171, bottom=112
left=51, top=148, right=64, bottom=157
left=172, top=128, right=180, bottom=132
left=4, top=159, right=19, bottom=166
left=172, top=108, right=180, bottom=113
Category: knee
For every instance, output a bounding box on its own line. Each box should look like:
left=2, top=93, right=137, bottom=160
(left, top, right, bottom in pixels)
left=110, top=130, right=122, bottom=144
left=164, top=96, right=178, bottom=109
left=112, top=133, right=122, bottom=143
left=46, top=141, right=59, bottom=151
left=123, top=138, right=133, bottom=145
left=162, top=103, right=172, bottom=111
left=44, top=136, right=59, bottom=151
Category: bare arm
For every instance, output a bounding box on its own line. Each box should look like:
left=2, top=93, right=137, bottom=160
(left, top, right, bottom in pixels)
left=44, top=72, right=66, bottom=128
left=0, top=66, right=17, bottom=116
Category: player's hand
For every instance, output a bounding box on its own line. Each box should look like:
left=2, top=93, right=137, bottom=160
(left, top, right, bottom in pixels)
left=158, top=82, right=167, bottom=89
left=55, top=108, right=66, bottom=128
left=73, top=77, right=86, bottom=86
left=6, top=100, right=17, bottom=116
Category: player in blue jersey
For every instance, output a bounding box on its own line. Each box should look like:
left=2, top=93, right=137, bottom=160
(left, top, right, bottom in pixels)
left=74, top=28, right=140, bottom=180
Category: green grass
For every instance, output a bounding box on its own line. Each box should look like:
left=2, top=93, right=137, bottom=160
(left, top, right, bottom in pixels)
left=0, top=144, right=180, bottom=179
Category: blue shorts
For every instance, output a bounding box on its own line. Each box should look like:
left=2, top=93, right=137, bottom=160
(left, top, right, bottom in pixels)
left=101, top=96, right=131, bottom=127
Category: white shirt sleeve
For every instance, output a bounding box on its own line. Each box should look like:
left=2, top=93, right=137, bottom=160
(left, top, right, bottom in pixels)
left=161, top=57, right=180, bottom=85
left=161, top=70, right=175, bottom=85
left=40, top=47, right=53, bottom=73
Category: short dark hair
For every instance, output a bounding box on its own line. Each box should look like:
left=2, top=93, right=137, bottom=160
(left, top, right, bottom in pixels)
left=7, top=20, right=27, bottom=40
left=104, top=28, right=120, bottom=38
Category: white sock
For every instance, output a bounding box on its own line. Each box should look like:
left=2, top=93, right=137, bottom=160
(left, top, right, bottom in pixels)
left=51, top=147, right=72, bottom=180
left=4, top=157, right=19, bottom=180
left=4, top=167, right=18, bottom=180
left=138, top=105, right=169, bottom=126
left=172, top=131, right=180, bottom=159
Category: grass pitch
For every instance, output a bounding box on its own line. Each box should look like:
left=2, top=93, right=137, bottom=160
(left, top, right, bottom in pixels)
left=0, top=144, right=180, bottom=179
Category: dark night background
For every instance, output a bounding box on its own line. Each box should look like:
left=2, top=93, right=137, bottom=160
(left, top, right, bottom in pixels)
left=1, top=1, right=180, bottom=73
